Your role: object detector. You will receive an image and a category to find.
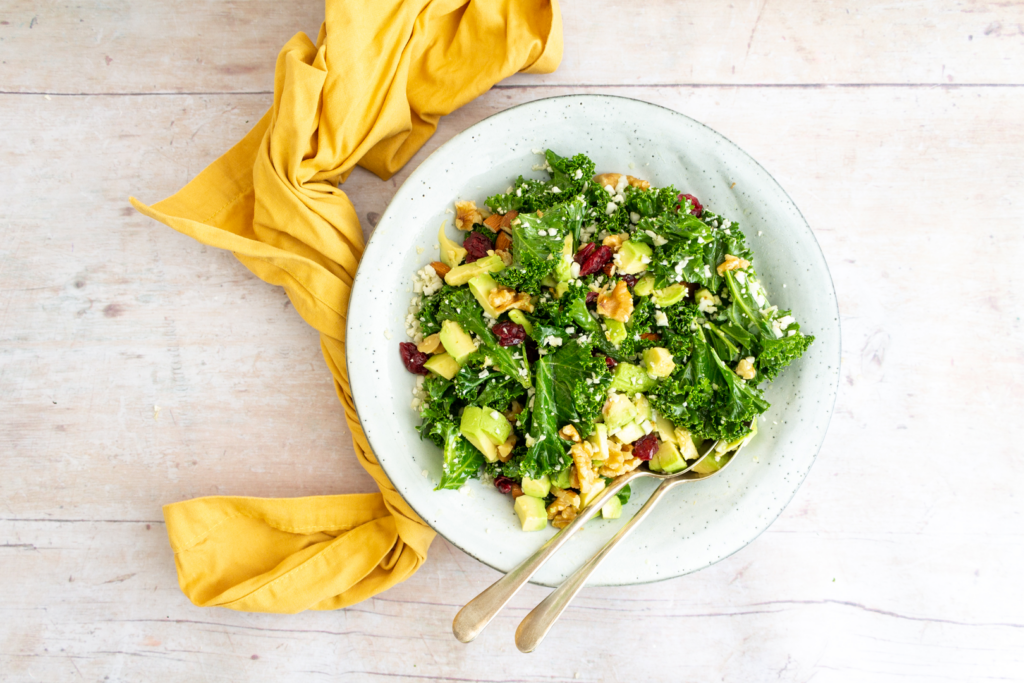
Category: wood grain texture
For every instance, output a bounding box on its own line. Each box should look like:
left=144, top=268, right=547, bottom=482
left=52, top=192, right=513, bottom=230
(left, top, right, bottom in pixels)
left=2, top=0, right=1023, bottom=681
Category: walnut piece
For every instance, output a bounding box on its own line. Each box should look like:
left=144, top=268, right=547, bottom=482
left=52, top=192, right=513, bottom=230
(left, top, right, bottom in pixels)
left=602, top=232, right=629, bottom=250
left=547, top=487, right=581, bottom=529
left=735, top=357, right=757, bottom=380
left=571, top=440, right=600, bottom=495
left=454, top=200, right=483, bottom=231
left=596, top=280, right=634, bottom=323
left=510, top=482, right=524, bottom=498
left=429, top=261, right=451, bottom=278
left=488, top=286, right=535, bottom=314
left=416, top=333, right=443, bottom=355
left=599, top=441, right=642, bottom=477
left=559, top=424, right=581, bottom=443
left=716, top=253, right=751, bottom=276
left=592, top=173, right=651, bottom=191
left=495, top=249, right=513, bottom=267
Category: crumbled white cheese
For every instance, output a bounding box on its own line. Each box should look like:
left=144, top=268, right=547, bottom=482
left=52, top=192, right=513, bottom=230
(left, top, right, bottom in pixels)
left=537, top=229, right=548, bottom=237
left=542, top=335, right=563, bottom=347
left=551, top=186, right=561, bottom=193
left=630, top=212, right=641, bottom=224
left=383, top=330, right=392, bottom=340
left=573, top=169, right=583, bottom=180
left=605, top=202, right=617, bottom=215
left=570, top=262, right=581, bottom=279
left=416, top=246, right=424, bottom=254
left=614, top=174, right=629, bottom=194
left=655, top=311, right=669, bottom=326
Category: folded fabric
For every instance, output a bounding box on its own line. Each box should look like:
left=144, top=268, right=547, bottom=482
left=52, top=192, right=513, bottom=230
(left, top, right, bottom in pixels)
left=131, top=0, right=562, bottom=613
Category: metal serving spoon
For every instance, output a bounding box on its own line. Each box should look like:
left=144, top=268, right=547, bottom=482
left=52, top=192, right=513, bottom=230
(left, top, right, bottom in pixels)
left=514, top=443, right=745, bottom=652
left=452, top=437, right=736, bottom=644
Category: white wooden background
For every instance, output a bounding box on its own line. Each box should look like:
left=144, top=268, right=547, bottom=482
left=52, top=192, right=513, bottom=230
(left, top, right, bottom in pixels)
left=2, top=1, right=1023, bottom=681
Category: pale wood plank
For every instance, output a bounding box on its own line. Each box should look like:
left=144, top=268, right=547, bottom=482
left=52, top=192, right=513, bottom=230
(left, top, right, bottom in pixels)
left=2, top=1, right=1023, bottom=94
left=1, top=82, right=1023, bottom=682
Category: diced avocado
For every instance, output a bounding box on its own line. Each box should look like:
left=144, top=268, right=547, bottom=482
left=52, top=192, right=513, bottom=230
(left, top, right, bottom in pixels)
left=580, top=479, right=607, bottom=508
left=654, top=412, right=678, bottom=444
left=642, top=347, right=676, bottom=378
left=652, top=283, right=688, bottom=307
left=634, top=276, right=656, bottom=297
left=586, top=423, right=609, bottom=460
left=650, top=441, right=687, bottom=474
left=459, top=405, right=511, bottom=462
left=468, top=273, right=500, bottom=318
left=602, top=394, right=638, bottom=432
left=604, top=319, right=627, bottom=345
left=674, top=427, right=701, bottom=461
left=439, top=222, right=467, bottom=269
left=439, top=320, right=477, bottom=364
left=615, top=241, right=653, bottom=275
left=508, top=309, right=533, bottom=334
left=632, top=394, right=652, bottom=422
left=554, top=235, right=574, bottom=282
left=609, top=361, right=657, bottom=393
left=479, top=406, right=512, bottom=445
left=552, top=466, right=573, bottom=489
left=521, top=474, right=551, bottom=498
left=423, top=352, right=460, bottom=380
left=691, top=452, right=725, bottom=475
left=460, top=407, right=497, bottom=462
left=541, top=274, right=558, bottom=288
left=515, top=495, right=549, bottom=532
left=445, top=253, right=505, bottom=286
left=554, top=281, right=570, bottom=299
left=601, top=496, right=623, bottom=519
left=613, top=422, right=645, bottom=444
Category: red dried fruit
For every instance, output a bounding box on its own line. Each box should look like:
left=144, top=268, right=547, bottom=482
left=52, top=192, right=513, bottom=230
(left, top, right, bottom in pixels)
left=678, top=193, right=703, bottom=216
left=604, top=355, right=618, bottom=371
left=492, top=321, right=527, bottom=347
left=574, top=242, right=596, bottom=265
left=463, top=231, right=494, bottom=263
left=494, top=476, right=514, bottom=494
left=585, top=291, right=598, bottom=306
left=579, top=245, right=613, bottom=277
left=633, top=433, right=660, bottom=461
left=620, top=274, right=638, bottom=288
left=399, top=342, right=430, bottom=375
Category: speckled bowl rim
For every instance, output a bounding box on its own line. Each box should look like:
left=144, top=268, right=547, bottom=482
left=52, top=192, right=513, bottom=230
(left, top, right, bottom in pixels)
left=347, top=94, right=840, bottom=587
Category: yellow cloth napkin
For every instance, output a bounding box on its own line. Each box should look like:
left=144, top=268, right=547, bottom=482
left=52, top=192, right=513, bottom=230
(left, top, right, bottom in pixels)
left=130, top=0, right=561, bottom=613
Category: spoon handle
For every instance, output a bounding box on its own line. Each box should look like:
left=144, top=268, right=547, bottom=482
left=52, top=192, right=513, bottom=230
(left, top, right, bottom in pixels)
left=514, top=477, right=679, bottom=653
left=452, top=470, right=641, bottom=643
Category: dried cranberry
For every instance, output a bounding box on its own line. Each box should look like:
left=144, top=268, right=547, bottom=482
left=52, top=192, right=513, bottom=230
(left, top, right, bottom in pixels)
left=620, top=274, right=638, bottom=288
left=678, top=193, right=703, bottom=216
left=492, top=321, right=526, bottom=347
left=585, top=291, right=598, bottom=306
left=579, top=245, right=613, bottom=277
left=463, top=231, right=494, bottom=263
left=399, top=342, right=430, bottom=375
left=494, top=476, right=514, bottom=494
left=574, top=242, right=596, bottom=264
left=633, top=433, right=660, bottom=461
left=604, top=355, right=618, bottom=371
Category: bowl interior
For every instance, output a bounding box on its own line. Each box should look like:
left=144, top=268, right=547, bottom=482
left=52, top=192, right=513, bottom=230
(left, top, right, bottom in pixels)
left=347, top=95, right=839, bottom=586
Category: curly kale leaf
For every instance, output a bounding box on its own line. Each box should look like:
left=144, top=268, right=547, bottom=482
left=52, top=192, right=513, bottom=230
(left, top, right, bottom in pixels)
left=545, top=150, right=595, bottom=200
left=418, top=375, right=456, bottom=447
left=757, top=333, right=815, bottom=382
left=523, top=339, right=611, bottom=477
left=485, top=150, right=595, bottom=216
left=452, top=360, right=526, bottom=412
left=433, top=420, right=484, bottom=491
left=496, top=197, right=585, bottom=294
left=436, top=288, right=531, bottom=388
left=417, top=285, right=450, bottom=336
left=651, top=327, right=768, bottom=442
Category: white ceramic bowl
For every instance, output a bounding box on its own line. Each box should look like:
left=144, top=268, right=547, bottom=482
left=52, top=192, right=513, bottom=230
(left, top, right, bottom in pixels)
left=347, top=95, right=839, bottom=586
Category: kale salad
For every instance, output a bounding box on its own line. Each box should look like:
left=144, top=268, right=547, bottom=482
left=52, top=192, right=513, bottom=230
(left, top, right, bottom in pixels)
left=397, top=150, right=813, bottom=532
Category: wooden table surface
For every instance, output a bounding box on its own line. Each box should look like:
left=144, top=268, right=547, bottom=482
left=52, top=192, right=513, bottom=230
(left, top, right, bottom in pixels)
left=2, top=1, right=1023, bottom=680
